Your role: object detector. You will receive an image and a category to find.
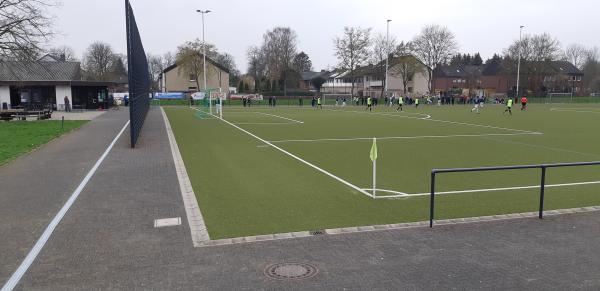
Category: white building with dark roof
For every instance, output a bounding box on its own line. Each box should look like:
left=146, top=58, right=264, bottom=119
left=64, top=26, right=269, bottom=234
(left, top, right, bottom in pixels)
left=0, top=55, right=118, bottom=110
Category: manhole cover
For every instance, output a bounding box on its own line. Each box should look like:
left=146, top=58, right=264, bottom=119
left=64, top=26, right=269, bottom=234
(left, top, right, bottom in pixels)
left=264, top=262, right=318, bottom=280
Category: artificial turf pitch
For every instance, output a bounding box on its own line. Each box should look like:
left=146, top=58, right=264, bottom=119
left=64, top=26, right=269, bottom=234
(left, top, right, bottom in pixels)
left=163, top=103, right=600, bottom=239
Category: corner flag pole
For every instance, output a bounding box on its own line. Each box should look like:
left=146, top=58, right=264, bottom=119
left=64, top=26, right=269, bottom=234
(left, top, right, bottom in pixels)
left=370, top=137, right=378, bottom=198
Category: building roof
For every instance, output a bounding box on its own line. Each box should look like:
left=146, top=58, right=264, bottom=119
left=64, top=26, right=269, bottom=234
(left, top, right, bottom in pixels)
left=162, top=53, right=230, bottom=74
left=301, top=70, right=330, bottom=81
left=549, top=61, right=583, bottom=75
left=434, top=64, right=484, bottom=78
left=0, top=61, right=81, bottom=82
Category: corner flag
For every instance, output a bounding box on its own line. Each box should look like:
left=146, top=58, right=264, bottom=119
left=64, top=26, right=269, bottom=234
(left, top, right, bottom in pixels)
left=370, top=138, right=378, bottom=162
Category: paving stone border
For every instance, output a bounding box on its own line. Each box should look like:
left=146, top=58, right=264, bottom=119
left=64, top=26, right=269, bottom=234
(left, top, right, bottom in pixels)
left=196, top=206, right=600, bottom=247
left=161, top=108, right=210, bottom=246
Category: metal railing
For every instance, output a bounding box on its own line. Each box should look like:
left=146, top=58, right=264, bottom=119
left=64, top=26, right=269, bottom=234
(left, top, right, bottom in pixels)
left=429, top=161, right=600, bottom=227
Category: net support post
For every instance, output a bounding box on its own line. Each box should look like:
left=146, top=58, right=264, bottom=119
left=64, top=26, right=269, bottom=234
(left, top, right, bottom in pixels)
left=539, top=166, right=547, bottom=219
left=429, top=171, right=436, bottom=228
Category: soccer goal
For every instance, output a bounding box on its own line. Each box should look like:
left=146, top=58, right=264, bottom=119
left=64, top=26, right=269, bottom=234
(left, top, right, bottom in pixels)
left=547, top=92, right=574, bottom=103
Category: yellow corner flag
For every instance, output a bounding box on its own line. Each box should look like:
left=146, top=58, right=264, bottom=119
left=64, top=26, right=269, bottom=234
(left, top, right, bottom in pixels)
left=370, top=137, right=378, bottom=162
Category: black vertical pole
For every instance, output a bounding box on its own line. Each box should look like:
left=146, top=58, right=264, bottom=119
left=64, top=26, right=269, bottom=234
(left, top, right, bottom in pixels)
left=61, top=116, right=64, bottom=130
left=539, top=166, right=547, bottom=219
left=429, top=171, right=436, bottom=228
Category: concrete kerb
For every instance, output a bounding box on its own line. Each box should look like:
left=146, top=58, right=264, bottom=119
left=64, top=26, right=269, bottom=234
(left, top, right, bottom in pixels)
left=193, top=206, right=600, bottom=248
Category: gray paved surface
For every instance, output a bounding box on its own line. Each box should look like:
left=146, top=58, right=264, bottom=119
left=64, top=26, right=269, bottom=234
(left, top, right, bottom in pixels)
left=0, top=109, right=129, bottom=285
left=3, top=107, right=600, bottom=290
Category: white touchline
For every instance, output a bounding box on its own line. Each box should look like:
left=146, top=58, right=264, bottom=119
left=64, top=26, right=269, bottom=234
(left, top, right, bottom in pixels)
left=161, top=108, right=210, bottom=246
left=191, top=107, right=373, bottom=198
left=1, top=120, right=130, bottom=291
left=369, top=180, right=600, bottom=199
left=253, top=112, right=304, bottom=123
left=268, top=132, right=540, bottom=143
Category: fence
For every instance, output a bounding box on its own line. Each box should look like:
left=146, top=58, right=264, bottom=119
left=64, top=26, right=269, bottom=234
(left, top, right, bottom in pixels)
left=429, top=161, right=600, bottom=227
left=125, top=0, right=150, bottom=148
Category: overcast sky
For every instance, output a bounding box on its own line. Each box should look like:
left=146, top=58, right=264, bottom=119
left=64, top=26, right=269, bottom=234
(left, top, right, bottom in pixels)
left=49, top=0, right=600, bottom=72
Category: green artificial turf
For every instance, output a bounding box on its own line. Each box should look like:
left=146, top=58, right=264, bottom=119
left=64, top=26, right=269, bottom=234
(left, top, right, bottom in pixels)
left=0, top=120, right=87, bottom=166
left=164, top=103, right=600, bottom=239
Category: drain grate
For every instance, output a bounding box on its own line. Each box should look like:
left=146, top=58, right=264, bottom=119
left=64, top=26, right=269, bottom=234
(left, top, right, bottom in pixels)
left=264, top=262, right=318, bottom=280
left=309, top=229, right=326, bottom=236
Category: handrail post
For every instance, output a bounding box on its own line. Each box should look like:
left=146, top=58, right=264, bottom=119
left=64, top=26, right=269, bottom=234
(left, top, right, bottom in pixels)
left=539, top=166, right=547, bottom=219
left=429, top=171, right=436, bottom=227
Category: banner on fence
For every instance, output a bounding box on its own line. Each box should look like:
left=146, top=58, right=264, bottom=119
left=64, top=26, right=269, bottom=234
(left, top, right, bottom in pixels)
left=155, top=92, right=185, bottom=99
left=230, top=94, right=263, bottom=100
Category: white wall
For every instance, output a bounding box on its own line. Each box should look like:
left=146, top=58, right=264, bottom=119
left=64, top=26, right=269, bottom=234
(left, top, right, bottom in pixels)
left=0, top=86, right=10, bottom=109
left=55, top=85, right=72, bottom=110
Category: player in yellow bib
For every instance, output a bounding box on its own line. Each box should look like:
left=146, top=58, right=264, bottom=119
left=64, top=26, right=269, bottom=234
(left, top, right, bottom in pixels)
left=414, top=97, right=420, bottom=108
left=317, top=97, right=322, bottom=109
left=396, top=96, right=404, bottom=111
left=503, top=98, right=513, bottom=115
left=366, top=96, right=373, bottom=111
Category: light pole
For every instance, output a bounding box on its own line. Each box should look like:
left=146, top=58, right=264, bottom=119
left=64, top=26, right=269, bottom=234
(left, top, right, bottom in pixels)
left=385, top=19, right=391, bottom=99
left=516, top=25, right=524, bottom=101
left=196, top=9, right=211, bottom=114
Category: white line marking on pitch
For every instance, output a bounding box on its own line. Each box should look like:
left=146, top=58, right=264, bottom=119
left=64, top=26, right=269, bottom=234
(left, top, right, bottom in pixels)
left=330, top=108, right=541, bottom=135
left=161, top=108, right=210, bottom=246
left=369, top=180, right=600, bottom=199
left=1, top=120, right=130, bottom=291
left=268, top=132, right=539, bottom=143
left=191, top=108, right=373, bottom=198
left=233, top=122, right=300, bottom=125
left=154, top=217, right=182, bottom=228
left=550, top=108, right=600, bottom=114
left=254, top=112, right=304, bottom=123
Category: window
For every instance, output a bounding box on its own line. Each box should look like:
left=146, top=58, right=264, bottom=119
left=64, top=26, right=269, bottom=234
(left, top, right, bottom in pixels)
left=408, top=75, right=413, bottom=82
left=408, top=87, right=414, bottom=93
left=577, top=76, right=582, bottom=81
left=189, top=74, right=196, bottom=81
left=189, top=87, right=197, bottom=90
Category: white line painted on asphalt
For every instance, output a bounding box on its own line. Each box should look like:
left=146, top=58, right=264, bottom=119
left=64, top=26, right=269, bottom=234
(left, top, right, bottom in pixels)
left=161, top=108, right=211, bottom=246
left=369, top=180, right=600, bottom=199
left=268, top=132, right=540, bottom=144
left=1, top=120, right=130, bottom=291
left=154, top=217, right=182, bottom=228
left=191, top=107, right=373, bottom=198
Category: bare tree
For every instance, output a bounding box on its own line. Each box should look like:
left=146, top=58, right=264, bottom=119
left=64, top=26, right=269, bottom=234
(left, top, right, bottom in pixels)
left=48, top=46, right=77, bottom=61
left=0, top=0, right=58, bottom=60
left=82, top=42, right=116, bottom=81
left=412, top=24, right=458, bottom=93
left=247, top=46, right=266, bottom=92
left=261, top=27, right=298, bottom=95
left=334, top=26, right=372, bottom=96
left=390, top=41, right=425, bottom=94
left=147, top=53, right=164, bottom=90
left=563, top=44, right=586, bottom=69
left=504, top=33, right=562, bottom=94
left=371, top=32, right=397, bottom=96
left=175, top=39, right=221, bottom=91
left=292, top=51, right=312, bottom=72
left=162, top=52, right=175, bottom=67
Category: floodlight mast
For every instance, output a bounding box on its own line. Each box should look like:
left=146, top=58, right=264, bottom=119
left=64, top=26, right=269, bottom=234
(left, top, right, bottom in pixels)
left=385, top=19, right=392, bottom=98
left=196, top=9, right=211, bottom=114
left=516, top=25, right=524, bottom=101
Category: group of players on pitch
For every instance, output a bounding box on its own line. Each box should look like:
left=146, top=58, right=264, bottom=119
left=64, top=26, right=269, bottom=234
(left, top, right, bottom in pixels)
left=314, top=95, right=529, bottom=114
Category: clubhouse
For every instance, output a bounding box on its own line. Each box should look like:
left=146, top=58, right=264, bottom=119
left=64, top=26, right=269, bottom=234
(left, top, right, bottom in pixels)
left=0, top=55, right=121, bottom=110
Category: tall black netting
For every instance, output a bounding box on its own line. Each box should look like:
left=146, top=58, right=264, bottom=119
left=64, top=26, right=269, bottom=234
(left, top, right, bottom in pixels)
left=125, top=0, right=150, bottom=148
